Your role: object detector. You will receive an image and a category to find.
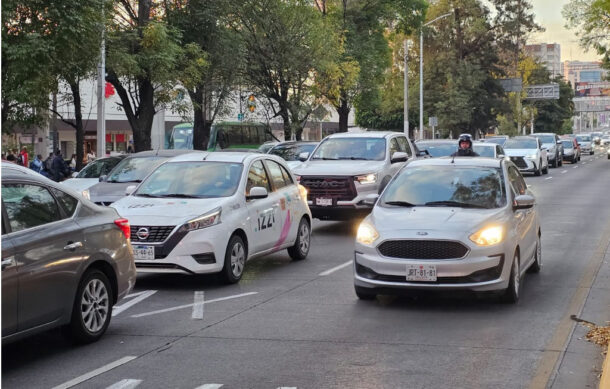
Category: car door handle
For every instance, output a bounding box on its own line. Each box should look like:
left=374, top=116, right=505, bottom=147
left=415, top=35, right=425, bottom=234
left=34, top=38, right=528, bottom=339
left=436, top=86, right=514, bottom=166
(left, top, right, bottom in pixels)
left=1, top=257, right=15, bottom=270
left=64, top=241, right=83, bottom=251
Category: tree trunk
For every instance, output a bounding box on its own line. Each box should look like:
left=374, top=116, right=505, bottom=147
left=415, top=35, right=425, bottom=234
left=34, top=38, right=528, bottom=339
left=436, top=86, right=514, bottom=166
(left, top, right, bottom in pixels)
left=68, top=79, right=85, bottom=171
left=337, top=98, right=350, bottom=132
left=189, top=87, right=211, bottom=150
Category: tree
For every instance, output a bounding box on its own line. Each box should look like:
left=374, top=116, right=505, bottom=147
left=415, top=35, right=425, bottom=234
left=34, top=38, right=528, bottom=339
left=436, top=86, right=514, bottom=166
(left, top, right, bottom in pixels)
left=231, top=0, right=339, bottom=140
left=563, top=0, right=610, bottom=68
left=106, top=0, right=186, bottom=151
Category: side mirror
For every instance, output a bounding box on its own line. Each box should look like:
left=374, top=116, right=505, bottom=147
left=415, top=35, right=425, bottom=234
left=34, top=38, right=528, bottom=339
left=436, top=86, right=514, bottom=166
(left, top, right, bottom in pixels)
left=363, top=193, right=379, bottom=206
left=298, top=152, right=310, bottom=162
left=513, top=194, right=535, bottom=210
left=99, top=175, right=107, bottom=182
left=125, top=185, right=137, bottom=196
left=497, top=154, right=505, bottom=159
left=71, top=172, right=78, bottom=178
left=557, top=140, right=562, bottom=145
left=417, top=150, right=430, bottom=157
left=391, top=152, right=408, bottom=163
left=247, top=186, right=268, bottom=200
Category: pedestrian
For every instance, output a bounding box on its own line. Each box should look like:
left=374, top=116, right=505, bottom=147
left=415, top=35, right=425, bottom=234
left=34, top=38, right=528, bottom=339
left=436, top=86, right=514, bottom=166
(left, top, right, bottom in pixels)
left=127, top=144, right=134, bottom=153
left=69, top=153, right=77, bottom=171
left=451, top=134, right=479, bottom=157
left=6, top=151, right=16, bottom=163
left=51, top=150, right=69, bottom=182
left=87, top=149, right=96, bottom=164
left=19, top=146, right=29, bottom=167
left=30, top=154, right=44, bottom=173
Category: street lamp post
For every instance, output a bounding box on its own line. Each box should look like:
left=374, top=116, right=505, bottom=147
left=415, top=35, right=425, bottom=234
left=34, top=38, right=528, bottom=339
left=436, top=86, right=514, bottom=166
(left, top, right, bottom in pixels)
left=403, top=40, right=411, bottom=135
left=96, top=0, right=106, bottom=158
left=419, top=12, right=453, bottom=140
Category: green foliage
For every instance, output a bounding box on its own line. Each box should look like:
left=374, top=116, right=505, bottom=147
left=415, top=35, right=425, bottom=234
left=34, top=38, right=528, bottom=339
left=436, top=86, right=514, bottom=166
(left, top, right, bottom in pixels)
left=563, top=0, right=610, bottom=68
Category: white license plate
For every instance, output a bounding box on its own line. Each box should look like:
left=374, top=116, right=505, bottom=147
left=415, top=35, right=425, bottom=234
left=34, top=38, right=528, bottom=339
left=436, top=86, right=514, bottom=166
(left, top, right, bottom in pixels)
left=406, top=264, right=437, bottom=281
left=315, top=197, right=333, bottom=206
left=133, top=245, right=155, bottom=260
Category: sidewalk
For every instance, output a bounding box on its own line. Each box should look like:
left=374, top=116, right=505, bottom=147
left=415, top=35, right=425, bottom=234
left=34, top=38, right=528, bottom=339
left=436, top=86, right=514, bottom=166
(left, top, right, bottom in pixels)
left=551, top=238, right=610, bottom=388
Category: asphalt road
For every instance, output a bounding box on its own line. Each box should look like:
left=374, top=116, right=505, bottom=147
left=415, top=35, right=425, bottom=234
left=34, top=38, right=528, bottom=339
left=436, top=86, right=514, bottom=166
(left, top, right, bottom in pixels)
left=3, top=148, right=610, bottom=389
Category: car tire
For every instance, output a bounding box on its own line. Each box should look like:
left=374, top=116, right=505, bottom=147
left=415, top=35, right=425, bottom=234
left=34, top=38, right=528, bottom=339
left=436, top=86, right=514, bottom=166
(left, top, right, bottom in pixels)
left=288, top=217, right=311, bottom=261
left=590, top=151, right=594, bottom=155
left=573, top=156, right=578, bottom=164
left=65, top=269, right=113, bottom=344
left=558, top=157, right=563, bottom=167
left=535, top=161, right=542, bottom=176
left=551, top=156, right=557, bottom=168
left=355, top=285, right=377, bottom=300
left=501, top=252, right=520, bottom=304
left=542, top=163, right=548, bottom=174
left=221, top=235, right=247, bottom=284
left=528, top=233, right=542, bottom=274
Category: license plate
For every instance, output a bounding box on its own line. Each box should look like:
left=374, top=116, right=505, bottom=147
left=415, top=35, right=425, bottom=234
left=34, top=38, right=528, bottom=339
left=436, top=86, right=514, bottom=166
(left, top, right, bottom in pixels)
left=406, top=264, right=437, bottom=281
left=133, top=245, right=155, bottom=260
left=315, top=197, right=333, bottom=206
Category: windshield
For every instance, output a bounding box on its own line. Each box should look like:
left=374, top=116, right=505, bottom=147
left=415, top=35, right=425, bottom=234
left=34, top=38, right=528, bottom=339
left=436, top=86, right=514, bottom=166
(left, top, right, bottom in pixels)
left=534, top=135, right=555, bottom=144
left=417, top=143, right=456, bottom=157
left=76, top=158, right=121, bottom=178
left=504, top=138, right=538, bottom=149
left=270, top=143, right=317, bottom=161
left=381, top=165, right=506, bottom=209
left=311, top=138, right=386, bottom=161
left=107, top=156, right=165, bottom=183
left=170, top=127, right=193, bottom=149
left=576, top=135, right=591, bottom=142
left=135, top=162, right=243, bottom=198
left=561, top=140, right=574, bottom=148
left=472, top=145, right=495, bottom=157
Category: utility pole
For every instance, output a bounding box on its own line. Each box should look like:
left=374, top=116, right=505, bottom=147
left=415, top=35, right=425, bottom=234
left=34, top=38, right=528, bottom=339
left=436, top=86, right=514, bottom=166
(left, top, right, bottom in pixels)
left=403, top=40, right=410, bottom=136
left=96, top=1, right=106, bottom=158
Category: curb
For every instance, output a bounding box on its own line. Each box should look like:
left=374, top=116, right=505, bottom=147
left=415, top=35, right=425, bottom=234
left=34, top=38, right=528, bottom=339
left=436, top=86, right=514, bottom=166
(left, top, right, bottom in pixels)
left=601, top=345, right=610, bottom=389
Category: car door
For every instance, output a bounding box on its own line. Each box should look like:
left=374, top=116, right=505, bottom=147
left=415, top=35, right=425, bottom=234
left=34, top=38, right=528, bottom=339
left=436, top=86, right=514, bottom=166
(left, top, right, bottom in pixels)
left=245, top=160, right=280, bottom=254
left=263, top=159, right=298, bottom=250
left=1, top=181, right=85, bottom=331
left=1, top=212, right=18, bottom=337
left=507, top=166, right=536, bottom=266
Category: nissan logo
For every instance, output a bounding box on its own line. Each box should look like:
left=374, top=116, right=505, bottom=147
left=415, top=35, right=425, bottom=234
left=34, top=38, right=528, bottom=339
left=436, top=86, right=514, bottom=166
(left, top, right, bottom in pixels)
left=136, top=227, right=150, bottom=240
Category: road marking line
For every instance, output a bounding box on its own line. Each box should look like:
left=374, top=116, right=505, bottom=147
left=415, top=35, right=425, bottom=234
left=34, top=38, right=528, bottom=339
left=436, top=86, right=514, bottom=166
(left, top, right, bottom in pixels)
left=561, top=170, right=567, bottom=174
left=113, top=290, right=157, bottom=317
left=194, top=385, right=223, bottom=389
left=573, top=166, right=578, bottom=169
left=192, top=291, right=205, bottom=320
left=319, top=260, right=353, bottom=276
left=105, top=379, right=143, bottom=389
left=125, top=291, right=148, bottom=298
left=545, top=177, right=552, bottom=180
left=528, top=221, right=610, bottom=389
left=131, top=292, right=258, bottom=318
left=277, top=387, right=297, bottom=389
left=51, top=356, right=138, bottom=389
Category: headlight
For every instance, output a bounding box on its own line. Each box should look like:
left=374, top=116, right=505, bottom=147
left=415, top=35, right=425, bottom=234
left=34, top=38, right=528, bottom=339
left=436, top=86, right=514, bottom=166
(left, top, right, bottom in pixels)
left=82, top=190, right=90, bottom=200
left=179, top=207, right=221, bottom=232
left=355, top=173, right=377, bottom=184
left=298, top=184, right=308, bottom=199
left=356, top=221, right=379, bottom=245
left=470, top=225, right=504, bottom=246
left=528, top=154, right=538, bottom=159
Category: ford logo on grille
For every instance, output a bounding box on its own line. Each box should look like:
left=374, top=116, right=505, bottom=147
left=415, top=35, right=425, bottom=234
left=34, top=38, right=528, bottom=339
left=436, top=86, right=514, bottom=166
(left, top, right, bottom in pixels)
left=136, top=227, right=150, bottom=240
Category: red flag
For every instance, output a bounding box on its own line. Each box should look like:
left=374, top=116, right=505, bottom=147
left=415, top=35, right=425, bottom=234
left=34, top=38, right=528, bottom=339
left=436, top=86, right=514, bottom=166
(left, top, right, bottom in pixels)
left=105, top=82, right=115, bottom=98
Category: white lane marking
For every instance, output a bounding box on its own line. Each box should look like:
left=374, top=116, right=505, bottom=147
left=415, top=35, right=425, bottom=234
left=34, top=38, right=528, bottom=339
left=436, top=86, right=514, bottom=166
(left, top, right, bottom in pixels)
left=131, top=292, right=258, bottom=318
left=545, top=177, right=553, bottom=180
left=561, top=170, right=567, bottom=174
left=194, top=385, right=223, bottom=389
left=319, top=260, right=353, bottom=276
left=125, top=291, right=148, bottom=298
left=277, top=387, right=297, bottom=389
left=51, top=356, right=138, bottom=389
left=192, top=291, right=205, bottom=320
left=573, top=166, right=578, bottom=169
left=105, top=379, right=142, bottom=389
left=113, top=290, right=157, bottom=317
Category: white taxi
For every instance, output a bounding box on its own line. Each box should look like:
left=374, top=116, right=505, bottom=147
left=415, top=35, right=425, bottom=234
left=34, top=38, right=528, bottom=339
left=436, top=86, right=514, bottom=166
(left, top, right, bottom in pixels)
left=111, top=152, right=312, bottom=283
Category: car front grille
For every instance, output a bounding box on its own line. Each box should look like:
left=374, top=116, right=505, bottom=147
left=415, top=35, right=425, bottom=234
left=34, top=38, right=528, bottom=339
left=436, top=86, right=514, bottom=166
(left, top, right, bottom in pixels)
left=300, top=176, right=357, bottom=202
left=377, top=240, right=469, bottom=260
left=510, top=156, right=528, bottom=169
left=131, top=225, right=176, bottom=243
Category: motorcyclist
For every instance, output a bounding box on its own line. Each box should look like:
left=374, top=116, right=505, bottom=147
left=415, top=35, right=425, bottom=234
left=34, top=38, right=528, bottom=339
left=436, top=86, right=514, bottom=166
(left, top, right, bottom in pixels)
left=451, top=134, right=479, bottom=157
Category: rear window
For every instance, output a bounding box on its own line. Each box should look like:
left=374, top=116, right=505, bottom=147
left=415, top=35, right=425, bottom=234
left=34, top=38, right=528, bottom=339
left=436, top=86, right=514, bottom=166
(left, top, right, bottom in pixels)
left=107, top=156, right=165, bottom=183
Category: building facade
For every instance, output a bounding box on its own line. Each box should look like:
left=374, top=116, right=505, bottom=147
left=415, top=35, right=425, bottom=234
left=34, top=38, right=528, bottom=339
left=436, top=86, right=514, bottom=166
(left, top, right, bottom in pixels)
left=525, top=43, right=562, bottom=77
left=562, top=61, right=608, bottom=87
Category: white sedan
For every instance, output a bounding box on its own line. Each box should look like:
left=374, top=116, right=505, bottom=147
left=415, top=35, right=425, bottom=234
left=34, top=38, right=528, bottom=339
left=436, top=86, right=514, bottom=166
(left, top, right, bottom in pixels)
left=112, top=152, right=312, bottom=283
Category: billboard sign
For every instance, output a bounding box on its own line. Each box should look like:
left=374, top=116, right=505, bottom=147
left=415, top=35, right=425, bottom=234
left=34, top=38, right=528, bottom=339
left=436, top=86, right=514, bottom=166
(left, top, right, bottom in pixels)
left=574, top=82, right=610, bottom=97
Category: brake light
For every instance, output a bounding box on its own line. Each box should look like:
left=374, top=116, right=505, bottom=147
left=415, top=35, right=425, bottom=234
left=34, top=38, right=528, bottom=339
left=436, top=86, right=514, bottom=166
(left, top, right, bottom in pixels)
left=115, top=218, right=131, bottom=240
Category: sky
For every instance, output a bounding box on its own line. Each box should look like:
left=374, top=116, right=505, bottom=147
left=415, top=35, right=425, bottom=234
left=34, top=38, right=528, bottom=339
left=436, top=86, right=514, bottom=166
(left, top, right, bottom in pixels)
left=530, top=0, right=601, bottom=62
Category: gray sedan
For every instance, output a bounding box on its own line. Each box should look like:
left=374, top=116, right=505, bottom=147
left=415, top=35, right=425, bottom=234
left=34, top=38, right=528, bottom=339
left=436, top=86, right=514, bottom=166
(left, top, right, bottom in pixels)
left=2, top=164, right=136, bottom=344
left=354, top=157, right=541, bottom=303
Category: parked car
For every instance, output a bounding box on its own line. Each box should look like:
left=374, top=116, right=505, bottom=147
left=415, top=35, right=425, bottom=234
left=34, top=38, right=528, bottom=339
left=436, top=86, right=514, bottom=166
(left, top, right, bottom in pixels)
left=560, top=138, right=580, bottom=163
left=531, top=133, right=563, bottom=168
left=575, top=134, right=594, bottom=155
left=1, top=163, right=136, bottom=344
left=112, top=152, right=311, bottom=282
left=353, top=157, right=540, bottom=303
left=503, top=136, right=549, bottom=176
left=61, top=155, right=127, bottom=195
left=85, top=149, right=202, bottom=206
left=268, top=141, right=318, bottom=170
left=293, top=131, right=426, bottom=220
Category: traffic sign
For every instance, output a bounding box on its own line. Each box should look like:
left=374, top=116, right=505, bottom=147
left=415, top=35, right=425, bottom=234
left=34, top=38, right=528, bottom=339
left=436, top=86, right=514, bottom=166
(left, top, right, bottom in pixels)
left=429, top=116, right=438, bottom=127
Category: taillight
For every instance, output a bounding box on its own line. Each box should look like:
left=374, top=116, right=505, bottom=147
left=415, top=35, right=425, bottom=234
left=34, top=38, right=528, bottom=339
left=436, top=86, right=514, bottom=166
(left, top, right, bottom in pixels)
left=115, top=218, right=130, bottom=240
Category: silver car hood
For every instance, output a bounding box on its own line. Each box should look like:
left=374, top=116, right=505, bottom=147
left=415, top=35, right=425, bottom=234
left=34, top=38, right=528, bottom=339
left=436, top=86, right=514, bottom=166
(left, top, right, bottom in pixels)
left=504, top=148, right=538, bottom=157
left=87, top=181, right=136, bottom=203
left=293, top=160, right=385, bottom=176
left=371, top=205, right=508, bottom=234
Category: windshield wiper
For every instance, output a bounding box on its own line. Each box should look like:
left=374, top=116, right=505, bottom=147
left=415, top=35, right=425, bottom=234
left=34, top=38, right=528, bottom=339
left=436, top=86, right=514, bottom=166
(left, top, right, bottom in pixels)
left=384, top=200, right=416, bottom=207
left=135, top=193, right=160, bottom=198
left=424, top=200, right=487, bottom=209
left=117, top=179, right=142, bottom=183
left=157, top=194, right=201, bottom=198
left=312, top=157, right=339, bottom=160
left=337, top=157, right=369, bottom=160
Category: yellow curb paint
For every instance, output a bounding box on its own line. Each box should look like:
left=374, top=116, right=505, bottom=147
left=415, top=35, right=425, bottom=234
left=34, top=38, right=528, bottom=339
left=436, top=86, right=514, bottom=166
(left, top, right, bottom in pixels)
left=529, top=221, right=610, bottom=389
left=601, top=345, right=610, bottom=389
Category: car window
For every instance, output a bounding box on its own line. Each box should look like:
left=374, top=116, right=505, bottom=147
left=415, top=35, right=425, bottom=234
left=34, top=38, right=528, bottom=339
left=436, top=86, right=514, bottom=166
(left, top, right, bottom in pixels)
left=265, top=160, right=290, bottom=190
left=389, top=138, right=400, bottom=156
left=311, top=138, right=386, bottom=161
left=504, top=138, right=538, bottom=149
left=246, top=160, right=271, bottom=195
left=2, top=183, right=62, bottom=233
left=496, top=145, right=503, bottom=155
left=279, top=164, right=294, bottom=185
left=396, top=137, right=412, bottom=156
left=50, top=188, right=79, bottom=217
left=507, top=166, right=527, bottom=195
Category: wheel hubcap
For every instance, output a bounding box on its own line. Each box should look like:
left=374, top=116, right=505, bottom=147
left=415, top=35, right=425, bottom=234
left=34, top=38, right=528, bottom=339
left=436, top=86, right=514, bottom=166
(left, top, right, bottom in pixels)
left=81, top=279, right=109, bottom=333
left=230, top=242, right=245, bottom=277
left=299, top=223, right=310, bottom=254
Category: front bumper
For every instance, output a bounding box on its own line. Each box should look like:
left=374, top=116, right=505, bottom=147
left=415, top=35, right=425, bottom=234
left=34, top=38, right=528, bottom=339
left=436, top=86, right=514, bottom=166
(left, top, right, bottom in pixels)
left=304, top=178, right=379, bottom=220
